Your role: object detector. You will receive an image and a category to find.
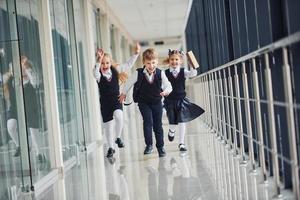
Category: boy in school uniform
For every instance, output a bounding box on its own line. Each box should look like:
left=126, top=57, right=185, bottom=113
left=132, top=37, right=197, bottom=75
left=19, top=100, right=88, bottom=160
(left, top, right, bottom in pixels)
left=119, top=48, right=172, bottom=157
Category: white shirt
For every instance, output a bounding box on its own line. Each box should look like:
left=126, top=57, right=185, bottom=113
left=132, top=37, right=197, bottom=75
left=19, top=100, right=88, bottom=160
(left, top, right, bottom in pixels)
left=93, top=54, right=139, bottom=82
left=122, top=67, right=173, bottom=95
left=23, top=68, right=38, bottom=88
left=169, top=66, right=198, bottom=78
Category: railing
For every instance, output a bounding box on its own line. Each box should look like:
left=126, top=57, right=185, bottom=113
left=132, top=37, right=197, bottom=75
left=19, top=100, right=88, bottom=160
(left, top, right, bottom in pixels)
left=192, top=31, right=300, bottom=199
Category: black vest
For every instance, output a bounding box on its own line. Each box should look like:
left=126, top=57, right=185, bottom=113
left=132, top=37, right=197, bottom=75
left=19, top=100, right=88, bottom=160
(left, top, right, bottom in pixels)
left=98, top=67, right=119, bottom=99
left=135, top=68, right=162, bottom=104
left=165, top=68, right=186, bottom=99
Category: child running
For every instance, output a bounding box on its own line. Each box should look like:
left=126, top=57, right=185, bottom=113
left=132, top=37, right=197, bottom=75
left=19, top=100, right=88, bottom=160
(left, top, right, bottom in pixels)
left=163, top=49, right=204, bottom=151
left=93, top=43, right=140, bottom=158
left=119, top=48, right=172, bottom=157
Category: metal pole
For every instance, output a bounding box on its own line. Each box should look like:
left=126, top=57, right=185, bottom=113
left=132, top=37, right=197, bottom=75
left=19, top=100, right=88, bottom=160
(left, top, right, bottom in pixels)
left=251, top=58, right=267, bottom=181
left=218, top=70, right=227, bottom=142
left=241, top=62, right=255, bottom=170
left=264, top=53, right=281, bottom=196
left=282, top=47, right=300, bottom=198
left=228, top=67, right=238, bottom=154
left=234, top=65, right=246, bottom=161
left=223, top=69, right=232, bottom=148
left=214, top=72, right=223, bottom=138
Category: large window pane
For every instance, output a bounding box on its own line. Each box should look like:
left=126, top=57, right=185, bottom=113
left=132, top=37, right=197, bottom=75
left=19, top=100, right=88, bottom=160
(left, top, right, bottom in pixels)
left=16, top=0, right=53, bottom=183
left=49, top=0, right=80, bottom=161
left=73, top=0, right=92, bottom=143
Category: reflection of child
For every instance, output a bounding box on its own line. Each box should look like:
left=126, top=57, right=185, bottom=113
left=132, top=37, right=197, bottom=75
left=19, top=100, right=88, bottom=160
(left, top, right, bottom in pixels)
left=119, top=48, right=172, bottom=157
left=170, top=157, right=201, bottom=200
left=146, top=158, right=168, bottom=200
left=163, top=49, right=204, bottom=152
left=106, top=162, right=130, bottom=200
left=3, top=56, right=41, bottom=158
left=93, top=44, right=140, bottom=158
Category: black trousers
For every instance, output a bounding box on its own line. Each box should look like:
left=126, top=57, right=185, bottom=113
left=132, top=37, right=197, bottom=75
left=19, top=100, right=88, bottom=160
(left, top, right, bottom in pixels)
left=138, top=102, right=164, bottom=148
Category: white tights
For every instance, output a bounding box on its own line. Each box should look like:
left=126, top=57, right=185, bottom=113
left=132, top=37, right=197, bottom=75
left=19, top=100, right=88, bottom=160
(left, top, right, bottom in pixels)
left=7, top=119, right=39, bottom=154
left=103, top=109, right=123, bottom=149
left=169, top=123, right=186, bottom=144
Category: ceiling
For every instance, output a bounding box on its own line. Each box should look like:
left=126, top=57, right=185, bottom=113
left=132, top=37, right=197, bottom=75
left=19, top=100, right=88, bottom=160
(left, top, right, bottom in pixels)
left=106, top=0, right=192, bottom=56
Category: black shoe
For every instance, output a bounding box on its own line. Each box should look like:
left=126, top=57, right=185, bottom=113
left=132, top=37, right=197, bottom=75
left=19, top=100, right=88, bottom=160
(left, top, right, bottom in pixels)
left=14, top=147, right=21, bottom=157
left=143, top=145, right=153, bottom=155
left=178, top=144, right=187, bottom=152
left=157, top=147, right=166, bottom=157
left=115, top=138, right=125, bottom=148
left=106, top=148, right=115, bottom=158
left=168, top=129, right=175, bottom=142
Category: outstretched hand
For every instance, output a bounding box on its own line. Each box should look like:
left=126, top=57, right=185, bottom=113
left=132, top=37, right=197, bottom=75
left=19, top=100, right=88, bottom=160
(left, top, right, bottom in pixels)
left=119, top=93, right=127, bottom=103
left=134, top=43, right=141, bottom=54
left=96, top=48, right=104, bottom=62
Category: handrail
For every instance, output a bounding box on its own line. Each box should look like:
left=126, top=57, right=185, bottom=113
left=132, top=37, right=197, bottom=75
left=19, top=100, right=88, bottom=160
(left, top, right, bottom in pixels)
left=193, top=30, right=300, bottom=79
left=190, top=30, right=300, bottom=199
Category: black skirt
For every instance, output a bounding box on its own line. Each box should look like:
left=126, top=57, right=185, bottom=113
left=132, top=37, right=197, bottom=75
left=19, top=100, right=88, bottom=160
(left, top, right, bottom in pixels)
left=164, top=97, right=204, bottom=125
left=100, top=95, right=123, bottom=123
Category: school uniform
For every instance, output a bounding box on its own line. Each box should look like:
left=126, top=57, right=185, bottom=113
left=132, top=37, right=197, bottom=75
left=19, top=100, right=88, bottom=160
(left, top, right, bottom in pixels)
left=94, top=54, right=138, bottom=123
left=4, top=69, right=40, bottom=127
left=3, top=68, right=41, bottom=156
left=5, top=76, right=17, bottom=120
left=122, top=67, right=172, bottom=151
left=93, top=54, right=139, bottom=156
left=164, top=67, right=204, bottom=125
left=98, top=67, right=122, bottom=123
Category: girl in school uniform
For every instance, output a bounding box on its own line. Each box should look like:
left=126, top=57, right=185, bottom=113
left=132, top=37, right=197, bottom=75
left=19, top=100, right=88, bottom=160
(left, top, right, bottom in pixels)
left=163, top=49, right=204, bottom=152
left=93, top=43, right=140, bottom=158
left=4, top=56, right=43, bottom=161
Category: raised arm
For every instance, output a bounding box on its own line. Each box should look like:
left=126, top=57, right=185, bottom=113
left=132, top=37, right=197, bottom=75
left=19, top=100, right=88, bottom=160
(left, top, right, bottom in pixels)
left=184, top=67, right=197, bottom=78
left=118, top=43, right=140, bottom=72
left=93, top=48, right=104, bottom=82
left=93, top=63, right=101, bottom=82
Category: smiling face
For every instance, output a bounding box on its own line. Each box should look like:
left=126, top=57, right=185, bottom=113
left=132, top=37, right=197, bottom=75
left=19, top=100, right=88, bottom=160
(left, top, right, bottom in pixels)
left=143, top=58, right=158, bottom=74
left=100, top=54, right=112, bottom=73
left=169, top=54, right=183, bottom=69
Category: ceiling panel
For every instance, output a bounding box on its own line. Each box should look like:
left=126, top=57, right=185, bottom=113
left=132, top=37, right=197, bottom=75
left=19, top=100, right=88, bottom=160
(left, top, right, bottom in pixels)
left=106, top=0, right=191, bottom=41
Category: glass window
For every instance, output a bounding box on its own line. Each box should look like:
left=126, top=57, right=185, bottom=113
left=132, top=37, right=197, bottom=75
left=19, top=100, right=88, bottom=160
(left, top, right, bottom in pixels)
left=49, top=0, right=81, bottom=161
left=73, top=0, right=93, bottom=143
left=92, top=8, right=102, bottom=50
left=110, top=25, right=117, bottom=59
left=1, top=0, right=54, bottom=196
left=120, top=36, right=126, bottom=62
left=16, top=0, right=52, bottom=183
left=0, top=41, right=25, bottom=200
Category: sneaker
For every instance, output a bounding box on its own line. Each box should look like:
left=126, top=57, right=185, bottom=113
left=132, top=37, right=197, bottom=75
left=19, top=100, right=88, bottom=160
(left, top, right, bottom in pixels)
left=178, top=144, right=187, bottom=152
left=115, top=138, right=125, bottom=148
left=168, top=129, right=175, bottom=142
left=157, top=147, right=166, bottom=157
left=106, top=148, right=115, bottom=158
left=143, top=145, right=153, bottom=155
left=14, top=147, right=21, bottom=157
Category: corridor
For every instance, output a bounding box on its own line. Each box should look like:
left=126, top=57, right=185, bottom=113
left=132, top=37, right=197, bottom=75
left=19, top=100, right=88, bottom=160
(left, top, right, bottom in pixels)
left=1, top=0, right=300, bottom=199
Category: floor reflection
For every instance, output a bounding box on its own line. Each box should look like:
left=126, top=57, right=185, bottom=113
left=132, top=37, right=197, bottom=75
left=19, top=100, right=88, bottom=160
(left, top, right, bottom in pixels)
left=106, top=130, right=218, bottom=200
left=105, top=159, right=130, bottom=200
